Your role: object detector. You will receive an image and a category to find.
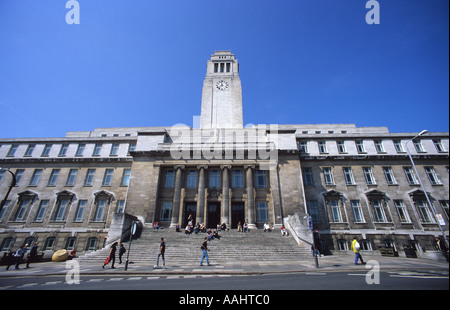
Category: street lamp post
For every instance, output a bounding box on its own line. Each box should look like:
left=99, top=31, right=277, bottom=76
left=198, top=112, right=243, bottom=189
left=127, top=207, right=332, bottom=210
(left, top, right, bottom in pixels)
left=0, top=168, right=16, bottom=214
left=404, top=130, right=448, bottom=249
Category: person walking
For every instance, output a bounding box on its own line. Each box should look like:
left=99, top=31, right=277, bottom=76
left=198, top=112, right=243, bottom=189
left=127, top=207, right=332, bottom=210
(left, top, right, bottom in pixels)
left=11, top=244, right=28, bottom=270
left=200, top=237, right=210, bottom=266
left=102, top=242, right=117, bottom=269
left=26, top=242, right=39, bottom=269
left=118, top=243, right=126, bottom=264
left=154, top=238, right=166, bottom=267
left=351, top=238, right=365, bottom=265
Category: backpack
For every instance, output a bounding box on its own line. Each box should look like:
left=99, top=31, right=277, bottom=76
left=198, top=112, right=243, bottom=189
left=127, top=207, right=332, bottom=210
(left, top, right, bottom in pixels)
left=354, top=241, right=360, bottom=251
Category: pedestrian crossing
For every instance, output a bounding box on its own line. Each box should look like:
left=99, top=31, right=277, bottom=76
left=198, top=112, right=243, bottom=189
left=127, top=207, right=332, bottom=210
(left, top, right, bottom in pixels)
left=0, top=274, right=234, bottom=290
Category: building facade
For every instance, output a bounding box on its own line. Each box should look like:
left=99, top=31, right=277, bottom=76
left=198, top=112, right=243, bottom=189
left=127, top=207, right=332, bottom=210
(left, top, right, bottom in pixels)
left=1, top=51, right=448, bottom=258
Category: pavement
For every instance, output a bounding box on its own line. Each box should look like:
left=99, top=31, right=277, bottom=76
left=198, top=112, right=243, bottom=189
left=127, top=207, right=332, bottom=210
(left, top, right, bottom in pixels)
left=0, top=254, right=448, bottom=278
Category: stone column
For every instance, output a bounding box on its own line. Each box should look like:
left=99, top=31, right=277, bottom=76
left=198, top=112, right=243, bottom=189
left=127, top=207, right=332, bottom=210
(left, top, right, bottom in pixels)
left=220, top=165, right=231, bottom=226
left=196, top=165, right=207, bottom=225
left=170, top=165, right=184, bottom=228
left=245, top=165, right=256, bottom=229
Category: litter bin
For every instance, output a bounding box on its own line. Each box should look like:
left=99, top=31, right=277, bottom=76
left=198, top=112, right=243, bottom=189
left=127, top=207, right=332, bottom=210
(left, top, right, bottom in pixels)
left=403, top=245, right=417, bottom=258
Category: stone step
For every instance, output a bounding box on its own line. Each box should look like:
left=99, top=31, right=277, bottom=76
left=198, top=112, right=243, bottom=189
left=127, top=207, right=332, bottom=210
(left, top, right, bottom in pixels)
left=77, top=228, right=311, bottom=264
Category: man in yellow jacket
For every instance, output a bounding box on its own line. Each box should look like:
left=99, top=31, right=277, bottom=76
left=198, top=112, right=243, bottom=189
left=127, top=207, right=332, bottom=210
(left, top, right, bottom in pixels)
left=351, top=238, right=366, bottom=265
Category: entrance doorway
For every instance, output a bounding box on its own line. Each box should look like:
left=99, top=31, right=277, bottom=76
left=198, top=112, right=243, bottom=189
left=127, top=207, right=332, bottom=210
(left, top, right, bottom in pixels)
left=184, top=203, right=196, bottom=227
left=207, top=203, right=220, bottom=228
left=231, top=203, right=245, bottom=228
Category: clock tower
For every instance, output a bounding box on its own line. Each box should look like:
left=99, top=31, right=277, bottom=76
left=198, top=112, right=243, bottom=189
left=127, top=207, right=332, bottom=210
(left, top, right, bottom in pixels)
left=200, top=51, right=243, bottom=129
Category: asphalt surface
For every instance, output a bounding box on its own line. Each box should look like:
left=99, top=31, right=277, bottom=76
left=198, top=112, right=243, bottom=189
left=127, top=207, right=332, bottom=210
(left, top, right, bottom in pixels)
left=1, top=254, right=448, bottom=278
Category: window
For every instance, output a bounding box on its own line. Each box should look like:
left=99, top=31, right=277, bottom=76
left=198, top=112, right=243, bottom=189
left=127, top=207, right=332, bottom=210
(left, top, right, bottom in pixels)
left=65, top=238, right=76, bottom=251
left=29, top=169, right=43, bottom=186
left=76, top=144, right=85, bottom=156
left=433, top=139, right=446, bottom=152
left=116, top=200, right=125, bottom=214
left=14, top=199, right=32, bottom=221
left=394, top=200, right=411, bottom=223
left=34, top=200, right=49, bottom=222
left=110, top=143, right=119, bottom=156
left=41, top=144, right=52, bottom=156
left=343, top=167, right=355, bottom=185
left=382, top=167, right=397, bottom=185
left=302, top=167, right=314, bottom=186
left=121, top=169, right=131, bottom=186
left=413, top=140, right=425, bottom=152
left=440, top=200, right=449, bottom=219
left=372, top=200, right=387, bottom=223
left=74, top=200, right=87, bottom=222
left=374, top=140, right=385, bottom=153
left=102, top=169, right=114, bottom=186
left=337, top=240, right=348, bottom=251
left=164, top=170, right=175, bottom=188
left=424, top=166, right=441, bottom=185
left=226, top=63, right=230, bottom=72
left=7, top=145, right=18, bottom=157
left=24, top=144, right=35, bottom=156
left=0, top=200, right=10, bottom=220
left=329, top=200, right=342, bottom=223
left=59, top=144, right=69, bottom=156
left=232, top=169, right=244, bottom=188
left=403, top=167, right=418, bottom=185
left=84, top=169, right=96, bottom=186
left=0, top=237, right=13, bottom=251
left=255, top=170, right=267, bottom=188
left=54, top=199, right=70, bottom=221
left=356, top=140, right=366, bottom=153
left=127, top=143, right=136, bottom=155
left=323, top=168, right=334, bottom=185
left=47, top=169, right=60, bottom=186
left=318, top=141, right=327, bottom=153
left=86, top=238, right=97, bottom=251
left=256, top=202, right=269, bottom=222
left=94, top=200, right=107, bottom=222
left=307, top=200, right=320, bottom=223
left=185, top=169, right=198, bottom=188
left=160, top=201, right=172, bottom=221
left=209, top=169, right=221, bottom=188
left=93, top=143, right=102, bottom=156
left=14, top=169, right=25, bottom=186
left=337, top=141, right=346, bottom=153
left=214, top=63, right=218, bottom=73
left=415, top=199, right=435, bottom=223
left=351, top=200, right=365, bottom=223
left=44, top=237, right=56, bottom=250
left=363, top=167, right=376, bottom=185
left=298, top=141, right=308, bottom=153
left=65, top=169, right=78, bottom=186
left=220, top=63, right=224, bottom=73
left=393, top=140, right=405, bottom=153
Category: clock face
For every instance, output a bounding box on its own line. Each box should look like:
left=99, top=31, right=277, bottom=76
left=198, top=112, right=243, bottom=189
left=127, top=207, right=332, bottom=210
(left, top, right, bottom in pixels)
left=216, top=80, right=229, bottom=91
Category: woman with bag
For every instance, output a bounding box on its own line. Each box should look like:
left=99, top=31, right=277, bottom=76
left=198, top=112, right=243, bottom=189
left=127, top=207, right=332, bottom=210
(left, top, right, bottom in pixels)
left=102, top=242, right=118, bottom=269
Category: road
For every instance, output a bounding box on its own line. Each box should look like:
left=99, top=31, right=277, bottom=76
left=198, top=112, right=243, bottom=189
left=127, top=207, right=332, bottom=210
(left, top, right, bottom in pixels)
left=1, top=269, right=447, bottom=291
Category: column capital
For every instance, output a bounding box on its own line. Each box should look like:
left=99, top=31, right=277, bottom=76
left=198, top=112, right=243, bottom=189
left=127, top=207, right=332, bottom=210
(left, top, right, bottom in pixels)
left=244, top=164, right=255, bottom=170
left=197, top=165, right=208, bottom=170
left=220, top=164, right=232, bottom=170
left=174, top=165, right=185, bottom=170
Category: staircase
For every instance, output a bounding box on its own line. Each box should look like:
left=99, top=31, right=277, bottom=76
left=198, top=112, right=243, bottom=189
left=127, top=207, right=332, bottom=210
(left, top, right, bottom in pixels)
left=77, top=228, right=311, bottom=265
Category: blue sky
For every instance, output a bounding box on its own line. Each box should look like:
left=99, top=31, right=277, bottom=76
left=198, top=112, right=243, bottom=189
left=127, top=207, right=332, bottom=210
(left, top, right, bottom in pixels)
left=0, top=0, right=448, bottom=138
